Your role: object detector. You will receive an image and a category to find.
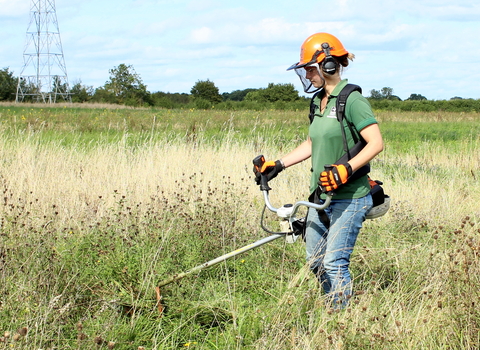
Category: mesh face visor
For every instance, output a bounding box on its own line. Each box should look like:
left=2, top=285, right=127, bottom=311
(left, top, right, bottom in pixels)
left=291, top=66, right=320, bottom=94
left=287, top=49, right=323, bottom=94
left=287, top=62, right=322, bottom=94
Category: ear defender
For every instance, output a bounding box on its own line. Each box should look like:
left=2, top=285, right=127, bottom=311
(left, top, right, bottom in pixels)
left=321, top=42, right=338, bottom=75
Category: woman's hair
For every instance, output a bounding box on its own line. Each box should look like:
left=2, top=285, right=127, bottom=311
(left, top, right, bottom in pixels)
left=336, top=53, right=355, bottom=68
left=333, top=53, right=355, bottom=74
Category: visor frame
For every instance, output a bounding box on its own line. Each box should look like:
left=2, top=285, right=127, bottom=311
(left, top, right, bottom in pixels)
left=286, top=49, right=324, bottom=71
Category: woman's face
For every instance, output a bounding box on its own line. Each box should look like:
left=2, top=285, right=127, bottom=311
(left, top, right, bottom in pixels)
left=305, top=65, right=324, bottom=89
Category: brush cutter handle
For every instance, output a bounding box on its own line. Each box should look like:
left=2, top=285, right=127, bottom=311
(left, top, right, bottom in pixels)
left=261, top=190, right=332, bottom=218
left=252, top=155, right=272, bottom=191
left=259, top=189, right=332, bottom=243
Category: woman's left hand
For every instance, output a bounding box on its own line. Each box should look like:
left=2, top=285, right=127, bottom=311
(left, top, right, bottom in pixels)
left=319, top=163, right=352, bottom=192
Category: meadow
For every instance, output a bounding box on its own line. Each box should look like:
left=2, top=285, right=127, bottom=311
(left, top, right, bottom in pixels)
left=0, top=103, right=479, bottom=349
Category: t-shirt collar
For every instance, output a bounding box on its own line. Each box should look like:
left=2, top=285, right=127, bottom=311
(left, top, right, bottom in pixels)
left=328, top=79, right=349, bottom=99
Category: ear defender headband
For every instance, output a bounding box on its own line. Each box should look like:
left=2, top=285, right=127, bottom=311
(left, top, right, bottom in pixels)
left=320, top=42, right=337, bottom=75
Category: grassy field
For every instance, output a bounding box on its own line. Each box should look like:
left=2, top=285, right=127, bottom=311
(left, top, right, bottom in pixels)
left=0, top=103, right=479, bottom=349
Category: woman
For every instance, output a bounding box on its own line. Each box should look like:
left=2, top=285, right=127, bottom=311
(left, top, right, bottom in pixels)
left=254, top=32, right=384, bottom=308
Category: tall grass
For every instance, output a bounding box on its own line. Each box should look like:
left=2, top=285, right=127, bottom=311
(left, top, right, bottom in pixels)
left=0, top=105, right=479, bottom=349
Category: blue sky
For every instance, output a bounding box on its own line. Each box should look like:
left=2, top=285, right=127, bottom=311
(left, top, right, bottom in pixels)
left=1, top=0, right=479, bottom=100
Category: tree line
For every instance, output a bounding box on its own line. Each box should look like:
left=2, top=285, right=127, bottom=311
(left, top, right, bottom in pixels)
left=1, top=64, right=479, bottom=112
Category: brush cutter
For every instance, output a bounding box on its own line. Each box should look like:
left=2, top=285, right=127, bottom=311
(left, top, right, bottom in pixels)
left=155, top=155, right=332, bottom=313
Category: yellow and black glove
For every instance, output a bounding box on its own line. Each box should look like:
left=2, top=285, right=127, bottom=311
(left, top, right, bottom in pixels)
left=319, top=163, right=352, bottom=193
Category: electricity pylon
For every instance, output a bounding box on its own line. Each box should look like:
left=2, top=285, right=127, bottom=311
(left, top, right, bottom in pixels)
left=16, top=0, right=71, bottom=103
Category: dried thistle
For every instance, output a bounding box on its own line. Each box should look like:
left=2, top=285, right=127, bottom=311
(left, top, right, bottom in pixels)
left=17, top=327, right=28, bottom=336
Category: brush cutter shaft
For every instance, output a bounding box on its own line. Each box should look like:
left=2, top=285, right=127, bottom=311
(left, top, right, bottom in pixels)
left=157, top=233, right=284, bottom=287
left=156, top=190, right=332, bottom=288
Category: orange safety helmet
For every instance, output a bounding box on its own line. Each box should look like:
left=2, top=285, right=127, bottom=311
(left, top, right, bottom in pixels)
left=287, top=32, right=349, bottom=93
left=287, top=32, right=349, bottom=71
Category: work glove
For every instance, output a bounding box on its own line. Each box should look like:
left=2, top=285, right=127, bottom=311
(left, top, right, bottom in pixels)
left=319, top=163, right=352, bottom=193
left=253, top=159, right=284, bottom=185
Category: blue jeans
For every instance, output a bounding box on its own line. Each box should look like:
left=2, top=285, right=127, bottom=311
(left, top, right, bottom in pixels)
left=305, top=194, right=372, bottom=308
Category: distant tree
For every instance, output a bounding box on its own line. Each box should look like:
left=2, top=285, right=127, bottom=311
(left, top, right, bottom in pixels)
left=380, top=87, right=393, bottom=99
left=265, top=83, right=299, bottom=102
left=450, top=96, right=463, bottom=100
left=406, top=93, right=427, bottom=101
left=0, top=67, right=17, bottom=101
left=99, top=63, right=151, bottom=106
left=244, top=83, right=299, bottom=102
left=369, top=89, right=382, bottom=100
left=243, top=90, right=261, bottom=102
left=92, top=86, right=116, bottom=104
left=369, top=87, right=400, bottom=100
left=222, top=88, right=257, bottom=101
left=151, top=91, right=191, bottom=108
left=190, top=79, right=222, bottom=104
left=70, top=79, right=94, bottom=103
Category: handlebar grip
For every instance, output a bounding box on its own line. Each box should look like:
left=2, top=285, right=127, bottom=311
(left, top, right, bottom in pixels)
left=253, top=155, right=271, bottom=191
left=253, top=155, right=265, bottom=171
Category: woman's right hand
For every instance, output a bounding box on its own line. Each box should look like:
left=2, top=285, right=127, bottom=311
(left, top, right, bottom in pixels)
left=253, top=159, right=284, bottom=185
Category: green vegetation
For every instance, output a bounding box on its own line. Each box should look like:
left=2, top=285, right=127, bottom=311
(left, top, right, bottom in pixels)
left=4, top=63, right=478, bottom=111
left=191, top=80, right=223, bottom=107
left=0, top=105, right=479, bottom=349
left=94, top=64, right=152, bottom=106
left=0, top=68, right=17, bottom=101
left=244, top=83, right=300, bottom=103
left=369, top=98, right=480, bottom=112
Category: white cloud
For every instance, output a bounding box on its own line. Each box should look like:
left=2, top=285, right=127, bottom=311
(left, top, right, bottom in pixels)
left=135, top=19, right=180, bottom=36
left=186, top=0, right=222, bottom=12
left=190, top=27, right=214, bottom=44
left=403, top=1, right=480, bottom=21
left=0, top=0, right=29, bottom=17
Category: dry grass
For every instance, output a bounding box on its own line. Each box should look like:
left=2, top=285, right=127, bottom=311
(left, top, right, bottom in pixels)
left=377, top=139, right=480, bottom=224
left=0, top=135, right=312, bottom=229
left=0, top=108, right=479, bottom=349
left=4, top=126, right=476, bottom=228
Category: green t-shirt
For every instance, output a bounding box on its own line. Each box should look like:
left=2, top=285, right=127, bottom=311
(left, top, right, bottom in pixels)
left=309, top=79, right=378, bottom=199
